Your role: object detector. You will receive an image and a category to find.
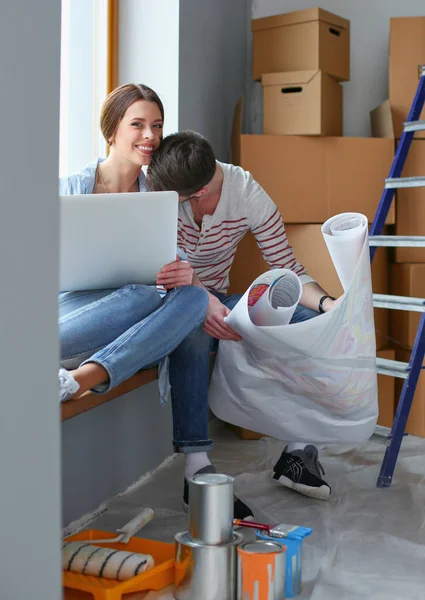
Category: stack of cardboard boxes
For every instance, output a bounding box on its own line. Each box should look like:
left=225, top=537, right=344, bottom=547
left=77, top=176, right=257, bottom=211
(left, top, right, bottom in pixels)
left=371, top=17, right=425, bottom=437
left=228, top=8, right=398, bottom=440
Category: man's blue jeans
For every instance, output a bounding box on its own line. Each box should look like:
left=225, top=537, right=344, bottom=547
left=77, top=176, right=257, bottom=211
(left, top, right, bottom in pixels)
left=59, top=283, right=209, bottom=406
left=168, top=292, right=319, bottom=454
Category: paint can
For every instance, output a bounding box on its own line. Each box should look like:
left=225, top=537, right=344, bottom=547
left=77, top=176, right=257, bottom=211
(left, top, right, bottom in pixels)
left=238, top=540, right=286, bottom=600
left=174, top=530, right=244, bottom=600
left=256, top=528, right=311, bottom=597
left=188, top=472, right=234, bottom=545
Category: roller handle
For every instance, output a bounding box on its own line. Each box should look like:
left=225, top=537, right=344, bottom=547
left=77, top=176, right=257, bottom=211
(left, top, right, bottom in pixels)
left=118, top=508, right=155, bottom=543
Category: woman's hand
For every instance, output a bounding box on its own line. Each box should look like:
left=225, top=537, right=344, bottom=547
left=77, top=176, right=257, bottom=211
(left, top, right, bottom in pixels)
left=156, top=257, right=194, bottom=289
left=203, top=295, right=242, bottom=341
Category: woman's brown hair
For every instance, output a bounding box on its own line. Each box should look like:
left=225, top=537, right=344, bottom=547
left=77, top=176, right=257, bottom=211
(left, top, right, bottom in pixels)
left=100, top=83, right=164, bottom=144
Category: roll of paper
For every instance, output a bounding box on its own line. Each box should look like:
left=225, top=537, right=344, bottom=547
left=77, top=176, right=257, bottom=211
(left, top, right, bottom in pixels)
left=62, top=541, right=155, bottom=580
left=321, top=213, right=367, bottom=292
left=248, top=269, right=302, bottom=326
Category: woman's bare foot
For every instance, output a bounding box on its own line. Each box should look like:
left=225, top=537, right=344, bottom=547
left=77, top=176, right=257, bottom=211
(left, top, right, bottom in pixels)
left=58, top=363, right=110, bottom=402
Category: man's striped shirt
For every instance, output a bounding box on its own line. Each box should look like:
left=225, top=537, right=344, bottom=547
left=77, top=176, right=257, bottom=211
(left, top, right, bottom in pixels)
left=178, top=162, right=313, bottom=293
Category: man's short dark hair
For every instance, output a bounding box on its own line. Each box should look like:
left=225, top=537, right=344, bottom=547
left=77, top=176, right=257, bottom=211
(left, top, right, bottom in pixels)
left=148, top=130, right=217, bottom=196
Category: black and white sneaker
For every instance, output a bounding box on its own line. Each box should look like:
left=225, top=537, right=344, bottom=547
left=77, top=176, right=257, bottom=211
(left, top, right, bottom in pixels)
left=272, top=445, right=331, bottom=501
left=183, top=464, right=254, bottom=521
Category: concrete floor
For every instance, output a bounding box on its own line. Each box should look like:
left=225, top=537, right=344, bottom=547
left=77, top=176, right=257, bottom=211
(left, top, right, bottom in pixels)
left=64, top=418, right=425, bottom=600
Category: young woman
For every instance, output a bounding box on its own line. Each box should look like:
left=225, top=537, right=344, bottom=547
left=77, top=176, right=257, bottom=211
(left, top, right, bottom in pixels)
left=59, top=83, right=209, bottom=449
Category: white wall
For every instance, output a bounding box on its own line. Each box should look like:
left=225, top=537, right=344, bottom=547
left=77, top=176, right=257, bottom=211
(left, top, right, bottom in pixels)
left=60, top=0, right=103, bottom=175
left=250, top=0, right=425, bottom=136
left=119, top=0, right=180, bottom=135
left=0, top=1, right=62, bottom=598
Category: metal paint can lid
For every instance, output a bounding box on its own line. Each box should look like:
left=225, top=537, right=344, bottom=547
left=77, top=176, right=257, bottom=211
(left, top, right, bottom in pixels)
left=240, top=541, right=284, bottom=554
left=191, top=473, right=234, bottom=486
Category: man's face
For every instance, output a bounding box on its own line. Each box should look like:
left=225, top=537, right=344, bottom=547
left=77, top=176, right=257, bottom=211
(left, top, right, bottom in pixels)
left=178, top=193, right=199, bottom=204
left=178, top=188, right=208, bottom=203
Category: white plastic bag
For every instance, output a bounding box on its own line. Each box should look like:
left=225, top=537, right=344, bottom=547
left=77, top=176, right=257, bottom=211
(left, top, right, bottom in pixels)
left=209, top=213, right=378, bottom=443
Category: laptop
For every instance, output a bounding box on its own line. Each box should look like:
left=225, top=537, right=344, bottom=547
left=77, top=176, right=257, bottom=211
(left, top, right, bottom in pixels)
left=59, top=191, right=178, bottom=291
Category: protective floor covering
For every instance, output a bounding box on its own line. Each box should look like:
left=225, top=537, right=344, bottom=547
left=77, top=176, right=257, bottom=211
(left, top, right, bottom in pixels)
left=66, top=418, right=425, bottom=600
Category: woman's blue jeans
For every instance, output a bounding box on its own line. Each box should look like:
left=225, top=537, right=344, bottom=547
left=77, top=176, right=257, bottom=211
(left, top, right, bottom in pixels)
left=59, top=284, right=209, bottom=451
left=168, top=292, right=319, bottom=454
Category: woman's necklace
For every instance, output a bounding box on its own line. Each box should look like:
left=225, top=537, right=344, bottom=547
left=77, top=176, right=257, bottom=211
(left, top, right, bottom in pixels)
left=97, top=165, right=139, bottom=193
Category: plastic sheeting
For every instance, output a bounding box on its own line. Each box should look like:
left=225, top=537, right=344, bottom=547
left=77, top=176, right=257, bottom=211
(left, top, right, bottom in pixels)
left=71, top=418, right=425, bottom=600
left=209, top=213, right=378, bottom=444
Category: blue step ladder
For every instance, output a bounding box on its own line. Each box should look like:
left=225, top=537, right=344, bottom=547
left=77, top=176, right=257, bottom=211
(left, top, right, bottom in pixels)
left=370, top=65, right=425, bottom=488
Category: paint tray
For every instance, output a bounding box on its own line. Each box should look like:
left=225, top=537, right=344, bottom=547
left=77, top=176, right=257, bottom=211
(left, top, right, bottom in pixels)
left=63, top=529, right=175, bottom=600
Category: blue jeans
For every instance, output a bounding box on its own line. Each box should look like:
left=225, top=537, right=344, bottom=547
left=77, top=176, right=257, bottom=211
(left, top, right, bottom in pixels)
left=169, top=292, right=319, bottom=453
left=59, top=283, right=209, bottom=401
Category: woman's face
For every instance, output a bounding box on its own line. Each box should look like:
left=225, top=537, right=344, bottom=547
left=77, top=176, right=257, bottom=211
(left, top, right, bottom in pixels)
left=111, top=99, right=163, bottom=167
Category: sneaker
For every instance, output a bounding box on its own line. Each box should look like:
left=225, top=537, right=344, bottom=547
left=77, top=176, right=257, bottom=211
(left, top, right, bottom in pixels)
left=183, top=464, right=254, bottom=521
left=272, top=445, right=331, bottom=501
left=59, top=368, right=80, bottom=402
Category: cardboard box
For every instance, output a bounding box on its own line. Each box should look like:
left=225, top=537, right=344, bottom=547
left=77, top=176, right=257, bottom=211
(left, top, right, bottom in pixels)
left=228, top=225, right=389, bottom=350
left=370, top=100, right=395, bottom=139
left=262, top=70, right=342, bottom=136
left=390, top=263, right=425, bottom=349
left=395, top=140, right=425, bottom=262
left=252, top=8, right=350, bottom=82
left=377, top=348, right=396, bottom=428
left=240, top=135, right=395, bottom=224
left=389, top=17, right=425, bottom=139
left=395, top=349, right=425, bottom=438
left=229, top=424, right=264, bottom=441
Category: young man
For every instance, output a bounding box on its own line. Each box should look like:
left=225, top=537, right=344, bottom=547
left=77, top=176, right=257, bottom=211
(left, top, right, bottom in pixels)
left=148, top=131, right=338, bottom=505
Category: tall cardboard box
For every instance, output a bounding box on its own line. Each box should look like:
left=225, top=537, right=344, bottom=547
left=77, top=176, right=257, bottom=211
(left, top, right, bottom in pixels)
left=370, top=100, right=395, bottom=139
left=390, top=263, right=425, bottom=349
left=229, top=425, right=264, bottom=441
left=377, top=349, right=396, bottom=428
left=389, top=17, right=425, bottom=139
left=252, top=8, right=350, bottom=82
left=262, top=70, right=343, bottom=136
left=240, top=135, right=395, bottom=224
left=395, top=349, right=425, bottom=438
left=228, top=226, right=389, bottom=350
left=395, top=140, right=425, bottom=263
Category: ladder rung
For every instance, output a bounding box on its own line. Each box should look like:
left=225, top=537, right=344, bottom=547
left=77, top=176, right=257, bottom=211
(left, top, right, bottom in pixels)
left=373, top=293, right=425, bottom=312
left=385, top=176, right=425, bottom=189
left=369, top=235, right=425, bottom=247
left=376, top=357, right=410, bottom=379
left=404, top=120, right=425, bottom=133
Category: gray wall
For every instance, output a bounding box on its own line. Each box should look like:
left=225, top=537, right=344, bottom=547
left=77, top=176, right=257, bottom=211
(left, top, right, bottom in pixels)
left=0, top=1, right=62, bottom=598
left=249, top=0, right=425, bottom=136
left=179, top=0, right=249, bottom=161
left=62, top=383, right=173, bottom=524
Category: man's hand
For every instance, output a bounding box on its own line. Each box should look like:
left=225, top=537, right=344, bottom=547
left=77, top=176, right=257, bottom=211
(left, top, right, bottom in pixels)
left=156, top=257, right=194, bottom=289
left=322, top=297, right=338, bottom=312
left=203, top=295, right=242, bottom=341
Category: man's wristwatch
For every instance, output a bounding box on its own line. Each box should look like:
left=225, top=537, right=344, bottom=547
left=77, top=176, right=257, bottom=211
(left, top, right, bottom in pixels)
left=318, top=295, right=336, bottom=314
